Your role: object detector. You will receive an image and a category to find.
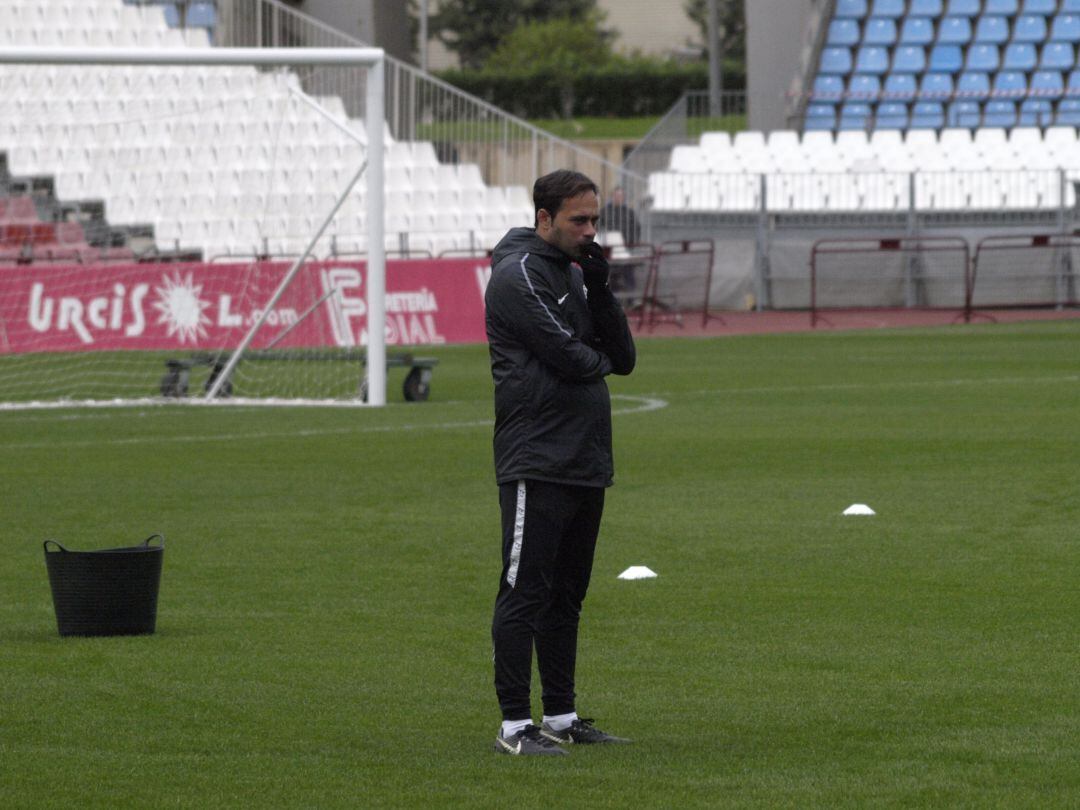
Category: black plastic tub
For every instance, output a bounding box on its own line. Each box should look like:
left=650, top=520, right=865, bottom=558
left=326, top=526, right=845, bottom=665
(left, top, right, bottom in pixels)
left=44, top=535, right=164, bottom=637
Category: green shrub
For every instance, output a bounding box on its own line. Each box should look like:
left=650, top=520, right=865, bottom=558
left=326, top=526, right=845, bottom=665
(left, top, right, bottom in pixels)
left=436, top=61, right=745, bottom=119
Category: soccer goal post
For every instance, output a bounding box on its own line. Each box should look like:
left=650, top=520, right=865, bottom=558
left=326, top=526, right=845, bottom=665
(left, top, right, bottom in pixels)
left=0, top=45, right=390, bottom=407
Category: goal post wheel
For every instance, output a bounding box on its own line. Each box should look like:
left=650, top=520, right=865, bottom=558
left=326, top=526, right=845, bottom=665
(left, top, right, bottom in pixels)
left=159, top=359, right=191, bottom=398
left=403, top=367, right=432, bottom=402
left=204, top=362, right=233, bottom=398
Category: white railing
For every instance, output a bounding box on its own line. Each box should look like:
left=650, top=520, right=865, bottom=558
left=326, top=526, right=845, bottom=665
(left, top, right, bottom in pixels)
left=785, top=0, right=838, bottom=129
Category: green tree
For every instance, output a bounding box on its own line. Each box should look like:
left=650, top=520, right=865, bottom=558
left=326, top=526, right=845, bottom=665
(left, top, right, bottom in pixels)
left=684, top=0, right=745, bottom=62
left=485, top=13, right=614, bottom=73
left=483, top=13, right=616, bottom=116
left=427, top=0, right=601, bottom=70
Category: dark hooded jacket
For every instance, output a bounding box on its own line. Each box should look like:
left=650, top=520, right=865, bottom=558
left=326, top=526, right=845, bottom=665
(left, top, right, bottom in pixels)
left=485, top=227, right=636, bottom=487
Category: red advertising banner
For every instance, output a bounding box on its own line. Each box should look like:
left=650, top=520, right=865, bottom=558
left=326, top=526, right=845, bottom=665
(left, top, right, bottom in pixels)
left=0, top=258, right=492, bottom=354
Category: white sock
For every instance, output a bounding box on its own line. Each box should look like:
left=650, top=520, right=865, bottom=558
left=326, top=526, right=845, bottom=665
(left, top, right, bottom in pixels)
left=501, top=718, right=532, bottom=738
left=542, top=712, right=577, bottom=731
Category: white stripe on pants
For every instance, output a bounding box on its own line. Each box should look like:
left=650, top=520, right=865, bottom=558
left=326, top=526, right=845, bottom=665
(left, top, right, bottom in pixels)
left=506, top=479, right=526, bottom=587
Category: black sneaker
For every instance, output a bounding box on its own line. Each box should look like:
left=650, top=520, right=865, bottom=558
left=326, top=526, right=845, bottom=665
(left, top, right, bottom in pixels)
left=493, top=724, right=569, bottom=756
left=540, top=718, right=632, bottom=745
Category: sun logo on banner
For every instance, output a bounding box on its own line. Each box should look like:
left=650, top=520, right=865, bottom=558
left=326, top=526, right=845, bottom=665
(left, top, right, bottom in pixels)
left=152, top=272, right=211, bottom=344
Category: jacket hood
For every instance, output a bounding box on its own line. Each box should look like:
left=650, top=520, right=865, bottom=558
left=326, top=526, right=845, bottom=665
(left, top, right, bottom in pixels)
left=491, top=227, right=571, bottom=268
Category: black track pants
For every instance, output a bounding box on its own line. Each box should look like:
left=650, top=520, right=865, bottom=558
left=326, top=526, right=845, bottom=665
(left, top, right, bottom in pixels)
left=491, top=479, right=605, bottom=721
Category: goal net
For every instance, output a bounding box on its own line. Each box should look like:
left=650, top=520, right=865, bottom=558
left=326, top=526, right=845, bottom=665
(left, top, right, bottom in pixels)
left=0, top=45, right=390, bottom=408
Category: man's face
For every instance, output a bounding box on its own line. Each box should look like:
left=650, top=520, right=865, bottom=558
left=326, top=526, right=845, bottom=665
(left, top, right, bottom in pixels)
left=538, top=190, right=599, bottom=260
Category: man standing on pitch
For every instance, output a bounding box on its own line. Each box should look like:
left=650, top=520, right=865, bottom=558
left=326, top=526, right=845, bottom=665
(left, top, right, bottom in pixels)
left=485, top=170, right=637, bottom=756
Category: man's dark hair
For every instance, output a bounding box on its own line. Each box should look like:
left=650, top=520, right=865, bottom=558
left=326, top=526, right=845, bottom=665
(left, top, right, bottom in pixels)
left=533, top=170, right=598, bottom=226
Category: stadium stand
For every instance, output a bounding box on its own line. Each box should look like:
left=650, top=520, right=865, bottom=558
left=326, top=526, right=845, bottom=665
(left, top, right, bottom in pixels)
left=0, top=0, right=533, bottom=261
left=641, top=0, right=1080, bottom=215
left=0, top=191, right=133, bottom=263
left=806, top=0, right=1080, bottom=132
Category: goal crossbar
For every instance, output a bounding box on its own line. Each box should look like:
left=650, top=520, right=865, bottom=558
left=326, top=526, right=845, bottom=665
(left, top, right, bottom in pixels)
left=0, top=46, right=389, bottom=405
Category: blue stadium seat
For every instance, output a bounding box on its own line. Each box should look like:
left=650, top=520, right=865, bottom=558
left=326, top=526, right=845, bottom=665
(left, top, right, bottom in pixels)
left=900, top=17, right=935, bottom=44
left=965, top=44, right=1001, bottom=72
left=863, top=17, right=899, bottom=45
left=919, top=73, right=955, bottom=100
left=909, top=0, right=944, bottom=15
left=884, top=73, right=918, bottom=101
left=957, top=71, right=992, bottom=101
left=973, top=16, right=1009, bottom=44
left=1030, top=70, right=1065, bottom=99
left=870, top=0, right=905, bottom=17
left=805, top=104, right=838, bottom=130
left=983, top=100, right=1018, bottom=127
left=892, top=45, right=928, bottom=73
left=1021, top=0, right=1056, bottom=14
left=1051, top=14, right=1080, bottom=43
left=848, top=73, right=883, bottom=99
left=820, top=47, right=854, bottom=74
left=910, top=101, right=946, bottom=128
left=1063, top=0, right=1080, bottom=13
left=993, top=70, right=1029, bottom=99
left=945, top=0, right=981, bottom=16
left=185, top=2, right=217, bottom=28
left=1019, top=98, right=1054, bottom=126
left=1013, top=15, right=1048, bottom=43
left=1003, top=42, right=1038, bottom=72
left=835, top=0, right=869, bottom=18
left=811, top=75, right=846, bottom=104
left=162, top=3, right=182, bottom=27
left=937, top=16, right=972, bottom=45
left=827, top=19, right=861, bottom=46
left=1067, top=68, right=1080, bottom=96
left=839, top=102, right=873, bottom=129
left=985, top=0, right=1019, bottom=11
left=1055, top=98, right=1080, bottom=125
left=1040, top=42, right=1075, bottom=71
left=928, top=44, right=963, bottom=73
left=947, top=100, right=983, bottom=127
left=855, top=45, right=891, bottom=74
left=875, top=102, right=910, bottom=127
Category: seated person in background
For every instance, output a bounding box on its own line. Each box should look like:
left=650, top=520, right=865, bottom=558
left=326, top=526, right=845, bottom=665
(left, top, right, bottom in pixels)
left=599, top=187, right=642, bottom=294
left=599, top=186, right=640, bottom=247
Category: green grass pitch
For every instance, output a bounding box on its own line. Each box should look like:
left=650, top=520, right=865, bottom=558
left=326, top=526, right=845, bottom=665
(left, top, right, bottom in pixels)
left=1, top=320, right=1078, bottom=807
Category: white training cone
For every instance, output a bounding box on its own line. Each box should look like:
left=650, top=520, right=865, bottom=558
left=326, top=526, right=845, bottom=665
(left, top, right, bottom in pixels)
left=617, top=566, right=657, bottom=580
left=843, top=504, right=876, bottom=516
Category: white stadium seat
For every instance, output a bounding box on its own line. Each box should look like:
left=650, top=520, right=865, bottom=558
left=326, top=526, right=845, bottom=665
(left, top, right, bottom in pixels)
left=669, top=145, right=709, bottom=173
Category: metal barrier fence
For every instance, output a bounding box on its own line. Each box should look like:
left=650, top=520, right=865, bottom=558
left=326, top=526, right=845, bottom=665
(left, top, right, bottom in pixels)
left=971, top=234, right=1079, bottom=310
left=635, top=238, right=720, bottom=329
left=809, top=237, right=972, bottom=326
left=807, top=233, right=1080, bottom=326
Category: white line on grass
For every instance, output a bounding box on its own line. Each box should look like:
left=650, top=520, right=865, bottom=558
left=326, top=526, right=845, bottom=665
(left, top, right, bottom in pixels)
left=612, top=394, right=668, bottom=415
left=0, top=394, right=669, bottom=450
left=662, top=374, right=1080, bottom=400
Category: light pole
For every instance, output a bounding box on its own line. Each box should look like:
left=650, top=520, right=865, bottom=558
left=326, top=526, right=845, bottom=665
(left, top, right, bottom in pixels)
left=707, top=0, right=723, bottom=118
left=419, top=0, right=429, bottom=72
